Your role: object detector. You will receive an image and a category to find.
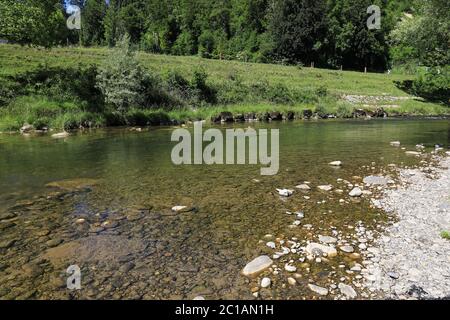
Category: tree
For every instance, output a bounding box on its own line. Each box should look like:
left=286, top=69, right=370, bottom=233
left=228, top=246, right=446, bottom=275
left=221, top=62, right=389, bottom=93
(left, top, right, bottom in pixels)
left=390, top=0, right=449, bottom=67
left=0, top=0, right=68, bottom=47
left=326, top=0, right=390, bottom=71
left=267, top=0, right=328, bottom=65
left=81, top=0, right=107, bottom=46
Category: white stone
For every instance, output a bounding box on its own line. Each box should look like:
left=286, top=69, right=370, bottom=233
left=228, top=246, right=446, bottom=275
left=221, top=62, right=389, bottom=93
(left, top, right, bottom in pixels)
left=242, top=256, right=273, bottom=277
left=329, top=161, right=342, bottom=166
left=340, top=245, right=354, bottom=253
left=172, top=206, right=188, bottom=212
left=266, top=241, right=276, bottom=249
left=405, top=151, right=420, bottom=156
left=306, top=243, right=337, bottom=258
left=319, top=235, right=338, bottom=244
left=288, top=277, right=297, bottom=286
left=390, top=141, right=401, bottom=147
left=338, top=283, right=358, bottom=299
left=349, top=187, right=363, bottom=197
left=308, top=284, right=328, bottom=296
left=276, top=188, right=294, bottom=197
left=260, top=277, right=271, bottom=288
left=296, top=184, right=311, bottom=190
left=318, top=185, right=333, bottom=191
left=51, top=132, right=69, bottom=139
left=284, top=264, right=297, bottom=272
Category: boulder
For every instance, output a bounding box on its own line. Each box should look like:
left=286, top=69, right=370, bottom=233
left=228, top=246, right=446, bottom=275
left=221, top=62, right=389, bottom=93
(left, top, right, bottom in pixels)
left=219, top=112, right=234, bottom=123
left=302, top=109, right=313, bottom=119
left=269, top=112, right=282, bottom=121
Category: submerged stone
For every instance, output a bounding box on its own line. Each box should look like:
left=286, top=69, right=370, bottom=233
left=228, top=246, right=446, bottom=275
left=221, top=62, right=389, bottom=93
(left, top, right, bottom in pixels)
left=242, top=255, right=273, bottom=277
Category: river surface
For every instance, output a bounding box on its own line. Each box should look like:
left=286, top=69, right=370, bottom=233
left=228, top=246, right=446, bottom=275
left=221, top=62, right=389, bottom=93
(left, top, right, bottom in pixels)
left=0, top=119, right=448, bottom=300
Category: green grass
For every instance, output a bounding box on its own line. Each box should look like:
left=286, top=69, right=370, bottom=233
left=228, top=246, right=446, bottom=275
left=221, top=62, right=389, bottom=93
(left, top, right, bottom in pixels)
left=441, top=231, right=450, bottom=240
left=0, top=44, right=448, bottom=132
left=0, top=44, right=412, bottom=96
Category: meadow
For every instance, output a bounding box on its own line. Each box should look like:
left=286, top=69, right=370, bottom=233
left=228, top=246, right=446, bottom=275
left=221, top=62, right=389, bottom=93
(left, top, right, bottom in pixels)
left=0, top=44, right=448, bottom=131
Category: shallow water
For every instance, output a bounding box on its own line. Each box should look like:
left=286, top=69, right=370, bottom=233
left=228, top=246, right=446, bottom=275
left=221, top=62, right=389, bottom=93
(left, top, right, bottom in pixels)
left=0, top=119, right=448, bottom=299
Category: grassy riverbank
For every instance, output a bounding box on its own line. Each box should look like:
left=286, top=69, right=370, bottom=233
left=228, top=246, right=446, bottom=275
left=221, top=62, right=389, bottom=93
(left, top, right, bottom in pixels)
left=0, top=44, right=448, bottom=132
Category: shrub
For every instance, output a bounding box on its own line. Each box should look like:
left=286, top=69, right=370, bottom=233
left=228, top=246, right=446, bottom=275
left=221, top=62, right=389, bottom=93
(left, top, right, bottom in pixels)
left=96, top=35, right=145, bottom=112
left=395, top=67, right=450, bottom=105
left=336, top=101, right=353, bottom=118
left=441, top=231, right=450, bottom=240
left=12, top=64, right=104, bottom=111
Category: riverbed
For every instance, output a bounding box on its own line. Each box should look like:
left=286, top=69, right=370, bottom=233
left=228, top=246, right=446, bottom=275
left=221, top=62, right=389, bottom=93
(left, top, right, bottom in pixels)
left=0, top=119, right=449, bottom=299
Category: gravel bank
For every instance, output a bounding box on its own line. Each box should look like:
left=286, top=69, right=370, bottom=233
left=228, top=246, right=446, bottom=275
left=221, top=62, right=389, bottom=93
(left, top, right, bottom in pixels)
left=365, top=155, right=450, bottom=299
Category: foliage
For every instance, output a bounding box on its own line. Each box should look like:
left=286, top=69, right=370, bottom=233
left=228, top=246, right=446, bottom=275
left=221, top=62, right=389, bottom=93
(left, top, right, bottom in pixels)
left=96, top=35, right=145, bottom=112
left=395, top=67, right=450, bottom=105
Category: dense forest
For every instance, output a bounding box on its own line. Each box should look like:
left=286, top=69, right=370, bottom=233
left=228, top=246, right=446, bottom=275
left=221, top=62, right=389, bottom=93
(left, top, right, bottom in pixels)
left=0, top=0, right=448, bottom=72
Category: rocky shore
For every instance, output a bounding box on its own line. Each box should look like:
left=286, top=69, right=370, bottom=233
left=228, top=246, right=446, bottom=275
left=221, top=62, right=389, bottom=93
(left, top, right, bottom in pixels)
left=364, top=154, right=450, bottom=299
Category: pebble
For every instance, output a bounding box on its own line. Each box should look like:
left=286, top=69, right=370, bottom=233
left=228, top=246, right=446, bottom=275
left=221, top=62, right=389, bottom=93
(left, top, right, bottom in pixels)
left=287, top=277, right=296, bottom=286
left=266, top=241, right=276, bottom=249
left=339, top=245, right=354, bottom=253
left=338, top=283, right=358, bottom=299
left=261, top=278, right=271, bottom=288
left=318, top=185, right=333, bottom=191
left=349, top=187, right=363, bottom=197
left=296, top=184, right=311, bottom=190
left=319, top=235, right=337, bottom=244
left=284, top=264, right=297, bottom=272
left=308, top=284, right=328, bottom=296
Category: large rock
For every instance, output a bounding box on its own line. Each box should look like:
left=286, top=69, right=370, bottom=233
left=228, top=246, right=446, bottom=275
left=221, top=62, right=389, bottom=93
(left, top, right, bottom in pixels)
left=302, top=109, right=313, bottom=119
left=308, top=284, right=328, bottom=296
left=218, top=112, right=234, bottom=123
left=306, top=243, right=337, bottom=257
left=269, top=112, right=282, bottom=121
left=242, top=256, right=273, bottom=277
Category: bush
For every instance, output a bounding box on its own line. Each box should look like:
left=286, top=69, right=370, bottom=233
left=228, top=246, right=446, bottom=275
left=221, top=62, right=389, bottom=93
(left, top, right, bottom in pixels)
left=336, top=101, right=353, bottom=118
left=12, top=64, right=104, bottom=112
left=96, top=35, right=145, bottom=112
left=395, top=67, right=450, bottom=105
